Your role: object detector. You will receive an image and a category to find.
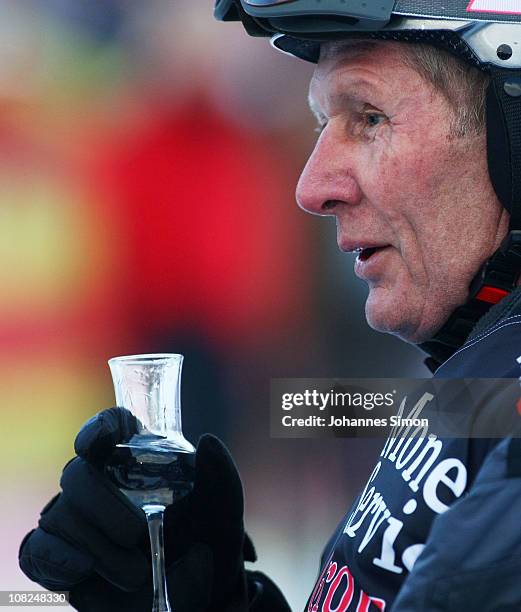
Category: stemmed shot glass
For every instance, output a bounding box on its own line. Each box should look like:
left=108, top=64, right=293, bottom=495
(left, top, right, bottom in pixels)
left=104, top=354, right=195, bottom=612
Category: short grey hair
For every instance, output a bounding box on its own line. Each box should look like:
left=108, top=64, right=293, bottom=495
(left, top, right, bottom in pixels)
left=403, top=43, right=489, bottom=138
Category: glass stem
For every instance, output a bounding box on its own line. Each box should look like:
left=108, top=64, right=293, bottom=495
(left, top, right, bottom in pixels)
left=143, top=504, right=172, bottom=612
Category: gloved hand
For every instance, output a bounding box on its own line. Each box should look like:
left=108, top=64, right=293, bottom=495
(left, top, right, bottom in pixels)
left=19, top=408, right=291, bottom=612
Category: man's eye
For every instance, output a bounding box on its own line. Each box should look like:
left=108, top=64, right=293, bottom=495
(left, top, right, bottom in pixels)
left=364, top=112, right=386, bottom=128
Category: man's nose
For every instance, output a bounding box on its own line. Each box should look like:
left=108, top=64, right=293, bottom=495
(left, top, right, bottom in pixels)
left=296, top=130, right=362, bottom=216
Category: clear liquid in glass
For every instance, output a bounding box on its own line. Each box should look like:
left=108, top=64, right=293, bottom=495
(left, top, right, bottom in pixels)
left=105, top=440, right=195, bottom=508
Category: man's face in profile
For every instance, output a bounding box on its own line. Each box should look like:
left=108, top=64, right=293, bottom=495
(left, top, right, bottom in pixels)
left=296, top=40, right=508, bottom=344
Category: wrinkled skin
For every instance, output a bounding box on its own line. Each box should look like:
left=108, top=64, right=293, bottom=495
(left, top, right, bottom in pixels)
left=296, top=41, right=509, bottom=343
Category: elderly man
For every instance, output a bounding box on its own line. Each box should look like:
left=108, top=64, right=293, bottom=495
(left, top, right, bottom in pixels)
left=19, top=2, right=521, bottom=611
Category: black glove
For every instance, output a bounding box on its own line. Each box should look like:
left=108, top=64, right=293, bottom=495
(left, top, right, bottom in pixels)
left=19, top=408, right=291, bottom=612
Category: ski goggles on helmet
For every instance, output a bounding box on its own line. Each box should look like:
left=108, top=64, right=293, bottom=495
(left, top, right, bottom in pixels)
left=215, top=0, right=521, bottom=68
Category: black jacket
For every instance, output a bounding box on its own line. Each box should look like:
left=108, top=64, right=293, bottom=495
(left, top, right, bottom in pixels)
left=306, top=289, right=521, bottom=612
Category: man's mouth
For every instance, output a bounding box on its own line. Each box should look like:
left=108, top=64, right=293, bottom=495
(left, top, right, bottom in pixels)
left=355, top=246, right=389, bottom=261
